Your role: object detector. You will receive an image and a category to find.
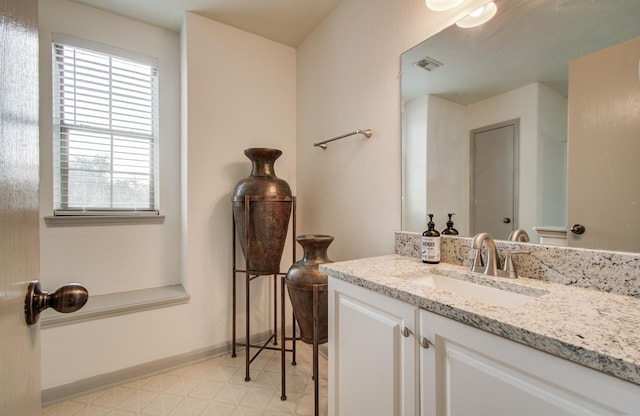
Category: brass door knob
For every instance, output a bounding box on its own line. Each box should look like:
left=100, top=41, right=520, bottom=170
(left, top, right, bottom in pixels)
left=24, top=281, right=88, bottom=325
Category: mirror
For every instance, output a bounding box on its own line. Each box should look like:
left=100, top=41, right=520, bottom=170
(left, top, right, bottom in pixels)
left=401, top=0, right=640, bottom=253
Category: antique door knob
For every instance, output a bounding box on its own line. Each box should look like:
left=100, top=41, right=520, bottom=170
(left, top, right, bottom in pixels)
left=570, top=224, right=586, bottom=235
left=24, top=281, right=88, bottom=325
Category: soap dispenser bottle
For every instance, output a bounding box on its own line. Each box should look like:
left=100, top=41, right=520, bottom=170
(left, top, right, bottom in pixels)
left=441, top=213, right=459, bottom=235
left=421, top=214, right=441, bottom=264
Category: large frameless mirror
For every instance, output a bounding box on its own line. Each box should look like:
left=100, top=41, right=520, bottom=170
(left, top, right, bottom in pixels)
left=401, top=0, right=640, bottom=253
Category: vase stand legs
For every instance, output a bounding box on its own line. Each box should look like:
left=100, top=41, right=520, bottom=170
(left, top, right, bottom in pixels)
left=231, top=194, right=298, bottom=399
left=283, top=280, right=328, bottom=415
left=231, top=271, right=298, bottom=399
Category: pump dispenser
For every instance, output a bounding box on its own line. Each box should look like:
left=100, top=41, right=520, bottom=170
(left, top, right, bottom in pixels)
left=421, top=214, right=441, bottom=264
left=441, top=213, right=459, bottom=235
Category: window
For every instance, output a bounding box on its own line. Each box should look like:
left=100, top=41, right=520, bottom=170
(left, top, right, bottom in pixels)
left=52, top=36, right=159, bottom=215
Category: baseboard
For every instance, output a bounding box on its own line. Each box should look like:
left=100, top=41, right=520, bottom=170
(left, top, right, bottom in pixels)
left=41, top=330, right=276, bottom=406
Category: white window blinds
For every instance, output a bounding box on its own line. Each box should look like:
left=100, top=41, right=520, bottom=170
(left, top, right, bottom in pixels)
left=52, top=37, right=159, bottom=215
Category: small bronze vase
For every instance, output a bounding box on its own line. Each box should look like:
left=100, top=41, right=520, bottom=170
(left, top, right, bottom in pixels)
left=232, top=148, right=292, bottom=275
left=285, top=234, right=333, bottom=344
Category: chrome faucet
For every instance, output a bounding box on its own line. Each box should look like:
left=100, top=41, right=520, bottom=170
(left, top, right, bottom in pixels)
left=508, top=228, right=530, bottom=242
left=470, top=232, right=500, bottom=276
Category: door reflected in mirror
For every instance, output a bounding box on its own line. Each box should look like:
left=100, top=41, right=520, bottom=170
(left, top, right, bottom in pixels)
left=401, top=0, right=640, bottom=253
left=471, top=119, right=520, bottom=241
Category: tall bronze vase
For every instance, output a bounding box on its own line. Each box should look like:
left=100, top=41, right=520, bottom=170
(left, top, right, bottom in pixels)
left=232, top=148, right=292, bottom=275
left=285, top=234, right=333, bottom=344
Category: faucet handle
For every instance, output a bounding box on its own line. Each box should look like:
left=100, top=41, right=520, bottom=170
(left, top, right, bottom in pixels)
left=502, top=250, right=529, bottom=279
left=472, top=248, right=484, bottom=272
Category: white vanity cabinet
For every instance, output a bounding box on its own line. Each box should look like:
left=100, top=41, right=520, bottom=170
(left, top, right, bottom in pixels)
left=328, top=277, right=419, bottom=416
left=329, top=276, right=640, bottom=416
left=420, top=309, right=639, bottom=416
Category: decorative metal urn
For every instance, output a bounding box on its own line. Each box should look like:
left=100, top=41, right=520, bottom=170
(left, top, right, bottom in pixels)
left=285, top=234, right=333, bottom=344
left=232, top=148, right=292, bottom=275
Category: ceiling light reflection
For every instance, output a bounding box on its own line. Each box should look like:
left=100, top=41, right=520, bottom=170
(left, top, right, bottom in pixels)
left=456, top=1, right=497, bottom=28
left=426, top=0, right=465, bottom=12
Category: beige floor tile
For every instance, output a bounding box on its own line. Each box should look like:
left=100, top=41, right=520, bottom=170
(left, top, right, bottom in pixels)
left=42, top=343, right=328, bottom=416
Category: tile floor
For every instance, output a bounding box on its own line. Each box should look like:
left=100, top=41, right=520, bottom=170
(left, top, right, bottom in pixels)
left=42, top=342, right=328, bottom=416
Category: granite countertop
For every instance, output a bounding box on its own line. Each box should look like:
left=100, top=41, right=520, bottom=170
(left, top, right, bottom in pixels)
left=321, top=254, right=640, bottom=386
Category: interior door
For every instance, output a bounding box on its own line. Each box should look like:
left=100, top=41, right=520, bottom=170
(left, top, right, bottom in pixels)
left=0, top=0, right=41, bottom=415
left=472, top=120, right=518, bottom=240
left=567, top=37, right=640, bottom=252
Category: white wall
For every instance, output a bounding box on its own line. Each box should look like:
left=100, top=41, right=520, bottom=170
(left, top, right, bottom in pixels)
left=39, top=0, right=489, bottom=391
left=39, top=2, right=296, bottom=389
left=181, top=7, right=297, bottom=362
left=426, top=96, right=468, bottom=235
left=402, top=96, right=428, bottom=232
left=296, top=0, right=487, bottom=261
left=402, top=95, right=468, bottom=234
left=38, top=0, right=182, bottom=296
left=537, top=84, right=567, bottom=228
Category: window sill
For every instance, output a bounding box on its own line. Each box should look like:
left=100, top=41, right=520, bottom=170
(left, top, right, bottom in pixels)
left=40, top=284, right=189, bottom=328
left=44, top=214, right=165, bottom=227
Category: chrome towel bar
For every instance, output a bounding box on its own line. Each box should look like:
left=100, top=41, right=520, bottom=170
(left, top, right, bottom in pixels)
left=314, top=129, right=373, bottom=149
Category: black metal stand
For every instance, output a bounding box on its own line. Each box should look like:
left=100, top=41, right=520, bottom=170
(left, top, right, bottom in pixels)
left=283, top=279, right=328, bottom=416
left=232, top=195, right=297, bottom=400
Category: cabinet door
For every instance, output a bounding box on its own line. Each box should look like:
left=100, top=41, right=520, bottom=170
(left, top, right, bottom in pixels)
left=420, top=310, right=640, bottom=416
left=329, top=277, right=418, bottom=416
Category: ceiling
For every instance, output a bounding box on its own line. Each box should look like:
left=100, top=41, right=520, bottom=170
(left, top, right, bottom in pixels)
left=71, top=0, right=342, bottom=47
left=401, top=0, right=640, bottom=105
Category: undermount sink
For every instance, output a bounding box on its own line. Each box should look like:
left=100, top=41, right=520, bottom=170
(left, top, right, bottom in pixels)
left=412, top=271, right=545, bottom=308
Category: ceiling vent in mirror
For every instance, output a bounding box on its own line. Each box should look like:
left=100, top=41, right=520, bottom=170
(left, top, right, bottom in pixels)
left=415, top=56, right=443, bottom=72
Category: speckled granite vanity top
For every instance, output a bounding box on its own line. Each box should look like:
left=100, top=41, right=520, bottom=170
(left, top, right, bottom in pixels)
left=321, top=254, right=640, bottom=386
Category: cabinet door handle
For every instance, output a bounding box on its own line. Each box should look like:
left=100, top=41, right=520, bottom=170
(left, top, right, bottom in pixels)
left=401, top=327, right=413, bottom=337
left=420, top=336, right=431, bottom=349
